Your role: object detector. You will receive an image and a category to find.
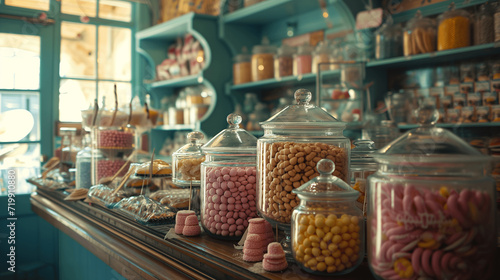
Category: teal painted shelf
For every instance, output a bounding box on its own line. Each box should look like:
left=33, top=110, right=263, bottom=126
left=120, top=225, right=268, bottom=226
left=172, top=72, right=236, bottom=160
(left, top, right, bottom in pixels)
left=230, top=69, right=340, bottom=92
left=366, top=43, right=500, bottom=69
left=147, top=74, right=205, bottom=89
left=222, top=0, right=320, bottom=24
left=398, top=122, right=500, bottom=130
left=137, top=13, right=216, bottom=40
left=390, top=0, right=489, bottom=24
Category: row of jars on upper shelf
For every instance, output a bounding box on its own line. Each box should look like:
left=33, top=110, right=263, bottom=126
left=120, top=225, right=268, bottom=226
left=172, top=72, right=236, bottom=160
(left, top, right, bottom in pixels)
left=376, top=2, right=499, bottom=59
left=232, top=36, right=365, bottom=85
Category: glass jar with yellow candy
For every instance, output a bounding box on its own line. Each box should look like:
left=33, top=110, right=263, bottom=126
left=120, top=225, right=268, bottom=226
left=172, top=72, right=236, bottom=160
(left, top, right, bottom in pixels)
left=437, top=4, right=471, bottom=51
left=291, top=159, right=364, bottom=276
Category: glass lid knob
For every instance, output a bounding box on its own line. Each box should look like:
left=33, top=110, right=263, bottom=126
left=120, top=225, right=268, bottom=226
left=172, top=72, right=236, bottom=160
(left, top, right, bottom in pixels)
left=317, top=159, right=335, bottom=175
left=415, top=100, right=439, bottom=126
left=187, top=131, right=204, bottom=143
left=227, top=113, right=242, bottom=129
left=294, top=88, right=312, bottom=105
left=353, top=139, right=375, bottom=149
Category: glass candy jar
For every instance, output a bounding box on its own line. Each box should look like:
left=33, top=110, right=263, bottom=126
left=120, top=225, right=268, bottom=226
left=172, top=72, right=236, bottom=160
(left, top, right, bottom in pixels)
left=351, top=139, right=377, bottom=212
left=367, top=105, right=496, bottom=280
left=257, top=88, right=351, bottom=246
left=403, top=11, right=436, bottom=56
left=200, top=114, right=258, bottom=240
left=292, top=159, right=364, bottom=275
left=172, top=131, right=205, bottom=187
left=437, top=5, right=471, bottom=51
left=251, top=37, right=276, bottom=81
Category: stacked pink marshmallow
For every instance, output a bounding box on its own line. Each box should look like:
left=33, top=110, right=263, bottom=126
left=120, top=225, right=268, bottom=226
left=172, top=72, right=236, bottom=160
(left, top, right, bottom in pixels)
left=369, top=183, right=494, bottom=280
left=243, top=234, right=264, bottom=262
left=183, top=215, right=201, bottom=236
left=96, top=159, right=129, bottom=182
left=175, top=210, right=198, bottom=235
left=98, top=130, right=134, bottom=149
left=262, top=242, right=288, bottom=272
left=202, top=166, right=258, bottom=238
left=247, top=218, right=274, bottom=252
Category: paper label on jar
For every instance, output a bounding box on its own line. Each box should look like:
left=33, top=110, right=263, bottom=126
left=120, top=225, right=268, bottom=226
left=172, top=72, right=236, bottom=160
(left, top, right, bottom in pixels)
left=460, top=83, right=474, bottom=94
left=474, top=81, right=490, bottom=94
left=445, top=85, right=459, bottom=96
left=355, top=8, right=383, bottom=30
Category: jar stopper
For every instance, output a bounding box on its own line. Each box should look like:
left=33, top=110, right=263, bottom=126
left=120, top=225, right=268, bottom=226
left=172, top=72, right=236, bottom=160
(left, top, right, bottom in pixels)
left=317, top=159, right=335, bottom=176
left=415, top=100, right=439, bottom=127
left=294, top=88, right=312, bottom=105
left=227, top=113, right=242, bottom=129
left=187, top=131, right=204, bottom=144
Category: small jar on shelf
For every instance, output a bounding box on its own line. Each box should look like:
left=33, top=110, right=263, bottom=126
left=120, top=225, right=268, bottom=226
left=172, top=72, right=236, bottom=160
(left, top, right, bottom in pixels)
left=437, top=4, right=471, bottom=51
left=403, top=11, right=436, bottom=56
left=375, top=16, right=403, bottom=59
left=312, top=41, right=332, bottom=73
left=274, top=44, right=294, bottom=79
left=251, top=37, right=276, bottom=81
left=474, top=3, right=494, bottom=45
left=294, top=44, right=313, bottom=76
left=233, top=47, right=251, bottom=85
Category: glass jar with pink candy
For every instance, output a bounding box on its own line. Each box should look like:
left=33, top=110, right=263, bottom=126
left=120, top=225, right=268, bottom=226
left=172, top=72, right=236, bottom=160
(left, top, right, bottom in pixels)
left=367, top=103, right=496, bottom=280
left=200, top=113, right=258, bottom=240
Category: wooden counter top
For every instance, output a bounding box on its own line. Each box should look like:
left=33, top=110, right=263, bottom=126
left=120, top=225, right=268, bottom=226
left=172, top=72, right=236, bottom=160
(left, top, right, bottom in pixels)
left=30, top=187, right=377, bottom=280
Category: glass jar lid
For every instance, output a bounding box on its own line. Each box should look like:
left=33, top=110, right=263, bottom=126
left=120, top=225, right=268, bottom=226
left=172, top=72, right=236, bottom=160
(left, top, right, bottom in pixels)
left=351, top=139, right=377, bottom=166
left=201, top=113, right=257, bottom=155
left=375, top=105, right=486, bottom=164
left=406, top=10, right=435, bottom=30
left=173, top=131, right=204, bottom=156
left=233, top=46, right=251, bottom=63
left=260, top=88, right=346, bottom=130
left=252, top=37, right=277, bottom=54
left=293, top=159, right=359, bottom=201
left=276, top=44, right=295, bottom=56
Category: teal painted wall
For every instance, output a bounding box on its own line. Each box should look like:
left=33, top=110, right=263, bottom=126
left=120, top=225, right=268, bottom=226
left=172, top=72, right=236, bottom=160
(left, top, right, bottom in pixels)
left=0, top=194, right=58, bottom=280
left=58, top=233, right=126, bottom=280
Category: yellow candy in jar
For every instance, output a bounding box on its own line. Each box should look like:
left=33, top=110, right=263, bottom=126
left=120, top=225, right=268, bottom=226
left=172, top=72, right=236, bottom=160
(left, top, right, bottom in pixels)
left=438, top=15, right=470, bottom=51
left=292, top=212, right=361, bottom=274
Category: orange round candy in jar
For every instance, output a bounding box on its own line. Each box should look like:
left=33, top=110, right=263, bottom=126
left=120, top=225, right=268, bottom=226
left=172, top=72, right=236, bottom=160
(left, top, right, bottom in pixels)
left=437, top=8, right=471, bottom=51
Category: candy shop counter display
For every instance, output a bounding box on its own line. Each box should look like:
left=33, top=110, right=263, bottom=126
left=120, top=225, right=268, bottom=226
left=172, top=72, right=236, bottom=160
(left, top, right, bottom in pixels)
left=28, top=185, right=381, bottom=280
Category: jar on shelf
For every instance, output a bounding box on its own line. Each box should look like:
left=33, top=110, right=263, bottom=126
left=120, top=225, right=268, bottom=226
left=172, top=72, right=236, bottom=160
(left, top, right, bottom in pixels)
left=200, top=113, right=258, bottom=240
left=291, top=159, right=364, bottom=275
left=350, top=139, right=377, bottom=213
left=437, top=5, right=471, bottom=51
left=474, top=3, right=494, bottom=45
left=172, top=131, right=205, bottom=187
left=367, top=105, right=496, bottom=280
left=251, top=37, right=276, bottom=81
left=312, top=41, right=332, bottom=73
left=495, top=3, right=500, bottom=42
left=403, top=11, right=436, bottom=56
left=375, top=16, right=403, bottom=59
left=76, top=146, right=93, bottom=189
left=274, top=44, right=294, bottom=79
left=233, top=47, right=251, bottom=85
left=257, top=88, right=351, bottom=252
left=294, top=44, right=313, bottom=76
left=186, top=85, right=211, bottom=123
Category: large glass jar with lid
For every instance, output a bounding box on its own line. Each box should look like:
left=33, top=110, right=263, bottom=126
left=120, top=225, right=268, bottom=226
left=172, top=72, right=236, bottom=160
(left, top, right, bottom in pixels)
left=292, top=159, right=364, bottom=275
left=437, top=4, right=471, bottom=51
left=233, top=47, right=251, bottom=85
left=172, top=131, right=205, bottom=187
left=367, top=105, right=496, bottom=280
left=200, top=114, right=258, bottom=240
left=403, top=11, right=436, bottom=56
left=257, top=88, right=351, bottom=249
left=375, top=16, right=403, bottom=59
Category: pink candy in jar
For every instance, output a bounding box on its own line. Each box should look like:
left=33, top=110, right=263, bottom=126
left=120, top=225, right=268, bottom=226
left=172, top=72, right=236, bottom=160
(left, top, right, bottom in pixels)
left=368, top=183, right=495, bottom=280
left=201, top=165, right=258, bottom=238
left=200, top=113, right=259, bottom=240
left=367, top=105, right=496, bottom=280
left=97, top=128, right=134, bottom=149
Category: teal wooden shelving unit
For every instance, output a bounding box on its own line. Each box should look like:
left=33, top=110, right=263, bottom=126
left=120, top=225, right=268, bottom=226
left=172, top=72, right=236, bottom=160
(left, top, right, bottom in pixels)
left=136, top=12, right=234, bottom=152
